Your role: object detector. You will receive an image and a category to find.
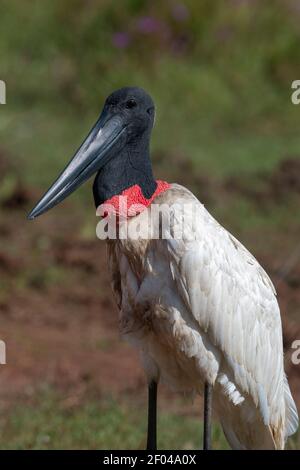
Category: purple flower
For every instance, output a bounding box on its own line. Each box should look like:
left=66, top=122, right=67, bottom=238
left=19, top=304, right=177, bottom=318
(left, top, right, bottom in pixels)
left=135, top=16, right=161, bottom=34
left=171, top=3, right=189, bottom=22
left=112, top=32, right=130, bottom=49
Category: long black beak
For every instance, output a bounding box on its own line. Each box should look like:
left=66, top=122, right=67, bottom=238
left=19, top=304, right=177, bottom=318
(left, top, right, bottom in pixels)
left=27, top=112, right=127, bottom=219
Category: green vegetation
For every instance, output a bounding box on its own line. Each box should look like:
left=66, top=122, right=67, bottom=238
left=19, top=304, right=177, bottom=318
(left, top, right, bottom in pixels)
left=0, top=388, right=299, bottom=450
left=0, top=389, right=229, bottom=450
left=1, top=0, right=300, bottom=186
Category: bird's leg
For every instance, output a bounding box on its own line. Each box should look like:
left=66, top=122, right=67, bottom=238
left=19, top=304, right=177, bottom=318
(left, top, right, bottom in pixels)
left=203, top=382, right=213, bottom=450
left=146, top=380, right=157, bottom=450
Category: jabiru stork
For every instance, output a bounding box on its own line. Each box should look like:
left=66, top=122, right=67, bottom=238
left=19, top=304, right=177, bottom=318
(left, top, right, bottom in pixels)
left=28, top=87, right=298, bottom=450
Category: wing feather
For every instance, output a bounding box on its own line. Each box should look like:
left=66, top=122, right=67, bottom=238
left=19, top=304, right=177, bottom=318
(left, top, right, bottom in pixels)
left=158, top=184, right=296, bottom=437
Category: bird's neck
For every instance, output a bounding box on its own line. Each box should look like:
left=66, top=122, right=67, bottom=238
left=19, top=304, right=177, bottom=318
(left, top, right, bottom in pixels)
left=93, top=138, right=157, bottom=206
left=93, top=140, right=170, bottom=218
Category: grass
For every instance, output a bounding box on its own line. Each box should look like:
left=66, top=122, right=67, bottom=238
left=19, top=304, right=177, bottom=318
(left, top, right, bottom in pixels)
left=0, top=389, right=229, bottom=450
left=0, top=388, right=298, bottom=450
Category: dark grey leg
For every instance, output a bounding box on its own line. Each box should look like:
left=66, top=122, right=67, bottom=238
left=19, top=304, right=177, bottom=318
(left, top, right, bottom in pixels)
left=203, top=382, right=212, bottom=450
left=147, top=380, right=157, bottom=450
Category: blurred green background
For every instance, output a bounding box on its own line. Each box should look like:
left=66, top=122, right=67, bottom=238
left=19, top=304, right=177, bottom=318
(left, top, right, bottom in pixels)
left=0, top=0, right=299, bottom=449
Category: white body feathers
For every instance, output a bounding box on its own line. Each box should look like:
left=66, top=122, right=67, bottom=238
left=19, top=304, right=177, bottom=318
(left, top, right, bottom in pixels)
left=107, top=184, right=298, bottom=449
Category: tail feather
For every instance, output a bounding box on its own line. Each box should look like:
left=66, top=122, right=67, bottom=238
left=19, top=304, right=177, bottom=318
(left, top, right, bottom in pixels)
left=284, top=375, right=298, bottom=439
left=216, top=392, right=277, bottom=449
left=216, top=382, right=299, bottom=449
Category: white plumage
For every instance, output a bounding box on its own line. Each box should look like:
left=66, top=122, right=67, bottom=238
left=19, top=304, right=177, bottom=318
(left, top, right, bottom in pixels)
left=107, top=183, right=298, bottom=449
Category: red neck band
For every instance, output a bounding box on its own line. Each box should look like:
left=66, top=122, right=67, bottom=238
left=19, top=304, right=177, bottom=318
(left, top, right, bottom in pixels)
left=96, top=180, right=170, bottom=218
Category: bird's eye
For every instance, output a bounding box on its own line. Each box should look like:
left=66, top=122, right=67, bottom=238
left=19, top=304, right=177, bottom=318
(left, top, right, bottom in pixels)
left=125, top=99, right=137, bottom=109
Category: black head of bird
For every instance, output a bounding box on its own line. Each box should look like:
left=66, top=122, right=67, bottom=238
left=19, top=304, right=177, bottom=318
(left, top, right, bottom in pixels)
left=28, top=87, right=157, bottom=219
